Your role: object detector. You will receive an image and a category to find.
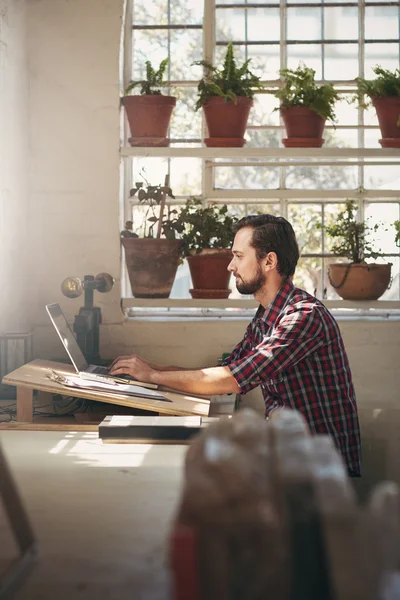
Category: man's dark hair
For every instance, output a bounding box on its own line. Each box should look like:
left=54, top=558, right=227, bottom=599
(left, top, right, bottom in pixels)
left=234, top=214, right=300, bottom=277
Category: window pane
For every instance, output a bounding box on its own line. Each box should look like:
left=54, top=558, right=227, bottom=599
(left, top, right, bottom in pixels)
left=287, top=8, right=321, bottom=41
left=170, top=88, right=202, bottom=141
left=214, top=166, right=280, bottom=189
left=248, top=8, right=280, bottom=42
left=324, top=129, right=359, bottom=149
left=216, top=9, right=246, bottom=42
left=294, top=257, right=322, bottom=296
left=286, top=166, right=358, bottom=190
left=364, top=167, right=400, bottom=191
left=287, top=45, right=322, bottom=79
left=248, top=45, right=281, bottom=80
left=364, top=43, right=400, bottom=78
left=170, top=0, right=203, bottom=25
left=170, top=30, right=203, bottom=79
left=133, top=32, right=169, bottom=79
left=365, top=6, right=399, bottom=40
left=379, top=258, right=400, bottom=300
left=324, top=44, right=359, bottom=81
left=324, top=7, right=358, bottom=40
left=288, top=203, right=322, bottom=253
left=133, top=0, right=168, bottom=25
left=365, top=203, right=400, bottom=255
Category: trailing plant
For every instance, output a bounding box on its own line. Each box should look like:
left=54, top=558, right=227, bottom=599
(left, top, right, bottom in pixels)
left=394, top=220, right=400, bottom=248
left=274, top=64, right=340, bottom=123
left=193, top=41, right=263, bottom=110
left=121, top=175, right=180, bottom=239
left=124, top=58, right=169, bottom=96
left=318, top=200, right=385, bottom=264
left=355, top=65, right=400, bottom=126
left=174, top=197, right=237, bottom=256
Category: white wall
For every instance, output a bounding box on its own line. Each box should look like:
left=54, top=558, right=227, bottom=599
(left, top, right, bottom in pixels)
left=0, top=0, right=29, bottom=334
left=19, top=0, right=400, bottom=492
left=26, top=0, right=124, bottom=332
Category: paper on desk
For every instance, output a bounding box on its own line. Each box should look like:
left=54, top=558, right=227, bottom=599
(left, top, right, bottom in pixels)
left=47, top=370, right=171, bottom=402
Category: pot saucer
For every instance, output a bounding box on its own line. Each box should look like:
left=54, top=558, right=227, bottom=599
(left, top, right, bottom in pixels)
left=189, top=288, right=231, bottom=299
left=283, top=137, right=325, bottom=148
left=128, top=137, right=170, bottom=147
left=379, top=138, right=400, bottom=148
left=204, top=137, right=246, bottom=148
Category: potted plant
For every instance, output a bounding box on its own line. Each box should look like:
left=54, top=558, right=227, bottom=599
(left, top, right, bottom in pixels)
left=394, top=220, right=400, bottom=247
left=193, top=41, right=263, bottom=147
left=355, top=66, right=400, bottom=148
left=121, top=175, right=182, bottom=298
left=319, top=200, right=391, bottom=301
left=274, top=64, right=340, bottom=148
left=122, top=58, right=176, bottom=147
left=174, top=198, right=237, bottom=298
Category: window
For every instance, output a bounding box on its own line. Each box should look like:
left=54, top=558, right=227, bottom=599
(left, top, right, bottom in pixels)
left=122, top=0, right=400, bottom=307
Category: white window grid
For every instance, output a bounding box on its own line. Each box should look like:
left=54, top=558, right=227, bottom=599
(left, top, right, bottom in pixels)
left=121, top=0, right=400, bottom=307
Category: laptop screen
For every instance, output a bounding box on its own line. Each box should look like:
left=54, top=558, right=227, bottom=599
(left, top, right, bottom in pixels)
left=46, top=303, right=88, bottom=372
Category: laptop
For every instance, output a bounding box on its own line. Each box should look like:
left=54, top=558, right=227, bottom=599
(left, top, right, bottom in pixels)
left=45, top=303, right=158, bottom=391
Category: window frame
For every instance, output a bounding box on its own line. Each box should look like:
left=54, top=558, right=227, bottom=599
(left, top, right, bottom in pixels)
left=121, top=0, right=400, bottom=314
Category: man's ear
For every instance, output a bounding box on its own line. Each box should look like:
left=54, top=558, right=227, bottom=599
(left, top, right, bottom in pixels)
left=264, top=252, right=279, bottom=271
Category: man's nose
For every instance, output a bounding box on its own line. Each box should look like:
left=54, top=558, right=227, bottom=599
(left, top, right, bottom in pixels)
left=227, top=258, right=235, bottom=272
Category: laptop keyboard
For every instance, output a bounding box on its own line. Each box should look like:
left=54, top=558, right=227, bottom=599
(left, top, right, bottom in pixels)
left=90, top=366, right=110, bottom=375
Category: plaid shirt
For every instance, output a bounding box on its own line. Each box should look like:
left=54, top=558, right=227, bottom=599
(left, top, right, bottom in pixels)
left=222, top=279, right=361, bottom=476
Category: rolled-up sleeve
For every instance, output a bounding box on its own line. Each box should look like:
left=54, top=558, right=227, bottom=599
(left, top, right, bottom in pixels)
left=225, top=306, right=326, bottom=394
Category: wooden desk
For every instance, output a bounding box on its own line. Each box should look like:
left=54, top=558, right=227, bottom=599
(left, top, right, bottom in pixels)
left=2, top=360, right=211, bottom=422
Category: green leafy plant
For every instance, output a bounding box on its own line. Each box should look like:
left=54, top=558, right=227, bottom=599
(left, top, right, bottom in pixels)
left=174, top=197, right=237, bottom=256
left=121, top=175, right=180, bottom=239
left=274, top=64, right=340, bottom=123
left=193, top=41, right=263, bottom=111
left=355, top=66, right=400, bottom=126
left=318, top=200, right=385, bottom=264
left=124, top=58, right=169, bottom=96
left=355, top=66, right=400, bottom=105
left=394, top=220, right=400, bottom=248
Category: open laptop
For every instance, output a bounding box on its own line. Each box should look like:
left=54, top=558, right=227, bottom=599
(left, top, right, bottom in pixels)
left=45, top=303, right=158, bottom=391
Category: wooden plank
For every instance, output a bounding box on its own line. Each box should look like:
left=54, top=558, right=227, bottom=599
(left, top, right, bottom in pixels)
left=16, top=387, right=33, bottom=423
left=0, top=420, right=98, bottom=432
left=3, top=360, right=210, bottom=418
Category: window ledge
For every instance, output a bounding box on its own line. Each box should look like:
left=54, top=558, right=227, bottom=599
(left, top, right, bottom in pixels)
left=122, top=298, right=400, bottom=321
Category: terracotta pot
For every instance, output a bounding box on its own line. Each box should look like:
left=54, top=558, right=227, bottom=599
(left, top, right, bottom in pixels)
left=280, top=106, right=326, bottom=147
left=122, top=95, right=176, bottom=147
left=187, top=249, right=233, bottom=299
left=328, top=263, right=391, bottom=301
left=122, top=238, right=181, bottom=298
left=372, top=97, right=400, bottom=148
left=202, top=97, right=253, bottom=147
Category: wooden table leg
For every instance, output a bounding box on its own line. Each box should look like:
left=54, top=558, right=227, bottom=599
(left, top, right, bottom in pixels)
left=16, top=387, right=34, bottom=422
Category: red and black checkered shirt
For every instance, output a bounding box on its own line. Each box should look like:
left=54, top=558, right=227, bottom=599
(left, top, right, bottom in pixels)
left=222, top=279, right=361, bottom=476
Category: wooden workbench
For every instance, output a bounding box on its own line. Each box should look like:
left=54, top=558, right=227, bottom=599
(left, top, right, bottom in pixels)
left=2, top=359, right=211, bottom=422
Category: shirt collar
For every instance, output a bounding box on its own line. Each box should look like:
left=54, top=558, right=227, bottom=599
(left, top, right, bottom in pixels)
left=256, top=278, right=294, bottom=328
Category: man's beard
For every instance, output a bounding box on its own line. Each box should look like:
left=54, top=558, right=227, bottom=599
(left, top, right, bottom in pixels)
left=235, top=264, right=266, bottom=295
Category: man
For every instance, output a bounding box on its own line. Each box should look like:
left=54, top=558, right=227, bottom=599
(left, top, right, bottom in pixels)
left=111, top=214, right=361, bottom=476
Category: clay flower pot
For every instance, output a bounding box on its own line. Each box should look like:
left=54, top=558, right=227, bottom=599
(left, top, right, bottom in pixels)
left=328, top=263, right=391, bottom=301
left=203, top=97, right=253, bottom=148
left=187, top=249, right=233, bottom=299
left=372, top=97, right=400, bottom=148
left=280, top=106, right=326, bottom=147
left=122, top=95, right=176, bottom=147
left=122, top=238, right=181, bottom=298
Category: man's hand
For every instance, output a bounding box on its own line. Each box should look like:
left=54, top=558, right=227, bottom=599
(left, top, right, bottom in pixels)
left=109, top=355, right=156, bottom=383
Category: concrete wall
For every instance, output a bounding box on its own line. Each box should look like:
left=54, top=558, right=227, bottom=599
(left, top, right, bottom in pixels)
left=0, top=0, right=29, bottom=334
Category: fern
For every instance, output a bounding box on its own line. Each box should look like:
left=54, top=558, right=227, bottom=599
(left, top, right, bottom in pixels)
left=274, top=64, right=339, bottom=123
left=124, top=58, right=169, bottom=96
left=193, top=41, right=263, bottom=110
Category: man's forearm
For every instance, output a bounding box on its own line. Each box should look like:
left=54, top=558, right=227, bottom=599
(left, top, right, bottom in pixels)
left=150, top=365, right=241, bottom=395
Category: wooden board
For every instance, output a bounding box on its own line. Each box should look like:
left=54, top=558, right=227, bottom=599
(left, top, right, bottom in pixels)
left=2, top=360, right=211, bottom=418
